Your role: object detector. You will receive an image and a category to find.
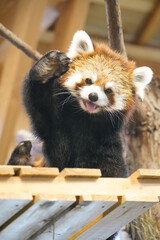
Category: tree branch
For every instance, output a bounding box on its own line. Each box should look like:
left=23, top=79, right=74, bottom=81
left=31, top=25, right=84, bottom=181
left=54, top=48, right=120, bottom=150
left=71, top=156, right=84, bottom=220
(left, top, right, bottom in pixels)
left=0, top=23, right=42, bottom=61
left=104, top=0, right=127, bottom=57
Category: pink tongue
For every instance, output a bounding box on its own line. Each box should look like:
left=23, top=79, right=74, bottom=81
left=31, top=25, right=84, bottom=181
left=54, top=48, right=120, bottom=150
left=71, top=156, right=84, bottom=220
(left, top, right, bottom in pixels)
left=84, top=100, right=97, bottom=112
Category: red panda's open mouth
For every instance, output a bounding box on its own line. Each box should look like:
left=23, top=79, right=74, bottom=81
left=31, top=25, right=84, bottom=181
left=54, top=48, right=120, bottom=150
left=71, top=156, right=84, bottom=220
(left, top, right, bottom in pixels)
left=83, top=100, right=98, bottom=112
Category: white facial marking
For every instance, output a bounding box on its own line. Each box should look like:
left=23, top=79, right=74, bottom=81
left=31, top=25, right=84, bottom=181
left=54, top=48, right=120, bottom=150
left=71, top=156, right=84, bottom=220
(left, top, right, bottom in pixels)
left=92, top=73, right=97, bottom=83
left=80, top=85, right=109, bottom=106
left=65, top=73, right=82, bottom=89
left=105, top=81, right=115, bottom=89
left=113, top=93, right=125, bottom=111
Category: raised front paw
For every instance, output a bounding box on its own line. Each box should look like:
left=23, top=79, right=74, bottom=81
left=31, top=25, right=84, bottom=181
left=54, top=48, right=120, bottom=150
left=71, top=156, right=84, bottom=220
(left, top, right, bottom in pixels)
left=33, top=50, right=71, bottom=83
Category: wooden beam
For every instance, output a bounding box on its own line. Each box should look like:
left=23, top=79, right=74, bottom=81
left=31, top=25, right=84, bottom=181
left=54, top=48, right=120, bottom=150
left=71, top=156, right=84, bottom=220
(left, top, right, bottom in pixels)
left=0, top=0, right=18, bottom=45
left=51, top=0, right=89, bottom=52
left=90, top=0, right=154, bottom=13
left=0, top=167, right=159, bottom=199
left=136, top=0, right=160, bottom=44
left=0, top=167, right=159, bottom=239
left=125, top=43, right=160, bottom=63
left=0, top=0, right=48, bottom=164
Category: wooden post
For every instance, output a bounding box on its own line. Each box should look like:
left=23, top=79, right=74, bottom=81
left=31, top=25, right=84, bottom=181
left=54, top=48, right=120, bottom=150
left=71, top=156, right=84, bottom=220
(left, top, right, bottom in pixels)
left=104, top=0, right=127, bottom=57
left=51, top=0, right=89, bottom=52
left=0, top=0, right=48, bottom=164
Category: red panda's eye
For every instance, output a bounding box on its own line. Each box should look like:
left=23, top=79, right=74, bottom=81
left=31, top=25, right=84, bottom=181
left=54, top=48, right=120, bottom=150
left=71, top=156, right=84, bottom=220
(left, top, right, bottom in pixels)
left=105, top=88, right=113, bottom=94
left=85, top=78, right=92, bottom=85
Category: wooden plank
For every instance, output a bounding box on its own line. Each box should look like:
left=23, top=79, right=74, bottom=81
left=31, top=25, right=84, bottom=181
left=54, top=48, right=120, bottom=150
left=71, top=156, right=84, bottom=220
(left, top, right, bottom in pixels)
left=0, top=0, right=48, bottom=164
left=54, top=194, right=117, bottom=240
left=51, top=0, right=89, bottom=52
left=0, top=166, right=14, bottom=176
left=130, top=169, right=160, bottom=180
left=0, top=192, right=32, bottom=226
left=72, top=195, right=159, bottom=240
left=33, top=224, right=54, bottom=240
left=0, top=194, right=76, bottom=240
left=136, top=1, right=160, bottom=44
left=60, top=168, right=101, bottom=178
left=19, top=167, right=59, bottom=177
left=0, top=169, right=160, bottom=198
left=1, top=165, right=59, bottom=177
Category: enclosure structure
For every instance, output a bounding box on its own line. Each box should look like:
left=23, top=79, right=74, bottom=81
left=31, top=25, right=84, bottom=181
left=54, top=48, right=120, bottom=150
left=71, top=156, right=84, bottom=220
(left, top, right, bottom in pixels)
left=0, top=166, right=159, bottom=239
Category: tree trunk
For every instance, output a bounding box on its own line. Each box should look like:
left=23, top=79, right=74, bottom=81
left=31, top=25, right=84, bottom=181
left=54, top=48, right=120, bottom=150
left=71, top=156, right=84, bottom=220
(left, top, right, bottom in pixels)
left=126, top=78, right=160, bottom=174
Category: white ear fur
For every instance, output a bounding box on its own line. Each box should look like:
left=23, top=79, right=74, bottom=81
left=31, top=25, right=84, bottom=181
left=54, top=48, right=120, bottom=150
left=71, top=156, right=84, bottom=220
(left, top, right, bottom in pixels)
left=133, top=66, right=153, bottom=100
left=67, top=30, right=94, bottom=58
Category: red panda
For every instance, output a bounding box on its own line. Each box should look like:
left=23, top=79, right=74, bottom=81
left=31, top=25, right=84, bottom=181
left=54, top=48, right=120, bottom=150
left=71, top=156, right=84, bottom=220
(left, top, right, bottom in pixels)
left=60, top=31, right=152, bottom=117
left=13, top=30, right=152, bottom=178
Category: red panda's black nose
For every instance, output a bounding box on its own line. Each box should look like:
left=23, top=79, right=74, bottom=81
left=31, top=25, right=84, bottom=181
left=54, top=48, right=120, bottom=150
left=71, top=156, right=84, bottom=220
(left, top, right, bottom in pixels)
left=89, top=92, right=98, bottom=102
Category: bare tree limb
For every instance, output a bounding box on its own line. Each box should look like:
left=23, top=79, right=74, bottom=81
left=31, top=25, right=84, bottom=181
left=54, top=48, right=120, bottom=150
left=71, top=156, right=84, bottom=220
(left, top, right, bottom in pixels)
left=0, top=23, right=42, bottom=61
left=104, top=0, right=127, bottom=57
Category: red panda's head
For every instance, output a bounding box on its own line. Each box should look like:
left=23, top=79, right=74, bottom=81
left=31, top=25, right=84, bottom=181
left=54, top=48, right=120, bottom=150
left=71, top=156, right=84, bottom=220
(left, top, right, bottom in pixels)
left=59, top=31, right=153, bottom=116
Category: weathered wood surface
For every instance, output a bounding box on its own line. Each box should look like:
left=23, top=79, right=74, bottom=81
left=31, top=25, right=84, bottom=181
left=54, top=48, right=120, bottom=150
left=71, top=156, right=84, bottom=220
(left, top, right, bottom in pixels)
left=60, top=168, right=101, bottom=178
left=74, top=195, right=158, bottom=240
left=0, top=194, right=75, bottom=240
left=55, top=195, right=117, bottom=240
left=0, top=193, right=32, bottom=226
left=0, top=167, right=159, bottom=240
left=33, top=225, right=54, bottom=240
left=18, top=166, right=59, bottom=177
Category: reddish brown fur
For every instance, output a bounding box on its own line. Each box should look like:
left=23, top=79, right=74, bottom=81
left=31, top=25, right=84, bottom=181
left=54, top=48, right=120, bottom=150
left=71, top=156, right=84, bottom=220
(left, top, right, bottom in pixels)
left=60, top=42, right=136, bottom=116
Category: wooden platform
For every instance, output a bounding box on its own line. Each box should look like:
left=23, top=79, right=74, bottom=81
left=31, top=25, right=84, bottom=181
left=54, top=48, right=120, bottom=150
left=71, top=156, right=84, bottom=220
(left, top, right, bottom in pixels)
left=0, top=166, right=159, bottom=239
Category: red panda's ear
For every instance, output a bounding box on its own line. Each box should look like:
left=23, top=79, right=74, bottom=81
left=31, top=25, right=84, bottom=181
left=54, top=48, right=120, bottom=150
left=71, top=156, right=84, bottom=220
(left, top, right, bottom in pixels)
left=133, top=66, right=153, bottom=100
left=67, top=30, right=94, bottom=58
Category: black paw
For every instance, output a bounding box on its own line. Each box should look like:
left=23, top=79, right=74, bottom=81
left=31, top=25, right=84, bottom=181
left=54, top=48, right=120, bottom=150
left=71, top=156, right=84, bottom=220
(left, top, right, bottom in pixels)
left=33, top=50, right=71, bottom=83
left=8, top=141, right=33, bottom=166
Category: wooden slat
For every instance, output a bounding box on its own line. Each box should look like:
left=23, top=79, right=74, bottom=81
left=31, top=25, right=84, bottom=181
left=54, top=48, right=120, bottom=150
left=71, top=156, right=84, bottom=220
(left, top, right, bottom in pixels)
left=0, top=0, right=48, bottom=164
left=72, top=195, right=159, bottom=240
left=0, top=166, right=14, bottom=176
left=0, top=194, right=76, bottom=240
left=19, top=167, right=59, bottom=177
left=60, top=168, right=101, bottom=178
left=33, top=224, right=54, bottom=240
left=0, top=192, right=33, bottom=226
left=51, top=0, right=89, bottom=52
left=130, top=169, right=160, bottom=180
left=54, top=194, right=117, bottom=240
left=136, top=1, right=160, bottom=44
